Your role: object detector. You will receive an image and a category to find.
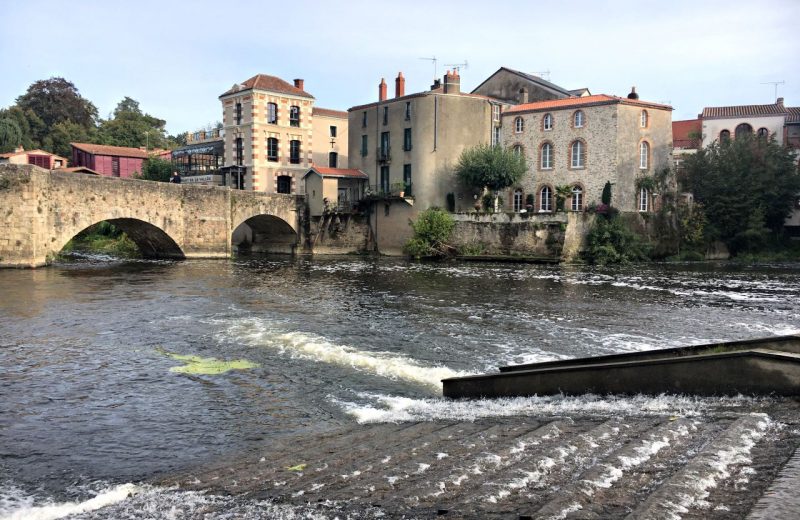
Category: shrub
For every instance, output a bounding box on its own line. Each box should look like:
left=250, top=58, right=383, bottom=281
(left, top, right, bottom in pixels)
left=403, top=208, right=455, bottom=258
left=584, top=216, right=649, bottom=265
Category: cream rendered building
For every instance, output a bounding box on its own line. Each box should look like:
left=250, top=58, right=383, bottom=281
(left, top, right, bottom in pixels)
left=219, top=74, right=347, bottom=193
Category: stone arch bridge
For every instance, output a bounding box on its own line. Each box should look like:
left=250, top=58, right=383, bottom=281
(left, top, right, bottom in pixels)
left=0, top=165, right=305, bottom=268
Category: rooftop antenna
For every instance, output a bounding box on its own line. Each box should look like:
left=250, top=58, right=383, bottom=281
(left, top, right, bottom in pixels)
left=761, top=80, right=785, bottom=101
left=529, top=70, right=551, bottom=81
left=419, top=56, right=438, bottom=80
left=444, top=60, right=469, bottom=74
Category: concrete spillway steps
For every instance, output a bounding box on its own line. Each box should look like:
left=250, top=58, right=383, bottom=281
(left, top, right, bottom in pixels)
left=169, top=406, right=800, bottom=519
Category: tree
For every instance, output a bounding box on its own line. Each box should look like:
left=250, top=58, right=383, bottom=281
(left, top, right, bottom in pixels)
left=15, top=77, right=98, bottom=145
left=0, top=118, right=22, bottom=153
left=136, top=157, right=173, bottom=182
left=684, top=134, right=800, bottom=253
left=455, top=144, right=527, bottom=209
left=404, top=208, right=456, bottom=258
left=47, top=120, right=99, bottom=159
left=99, top=97, right=169, bottom=149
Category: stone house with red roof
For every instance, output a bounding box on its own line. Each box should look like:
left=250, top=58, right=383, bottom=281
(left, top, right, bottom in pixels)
left=219, top=74, right=348, bottom=194
left=699, top=98, right=792, bottom=148
left=0, top=147, right=68, bottom=169
left=303, top=166, right=368, bottom=217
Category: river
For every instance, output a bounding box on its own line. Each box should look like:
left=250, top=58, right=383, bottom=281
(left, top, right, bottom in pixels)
left=1, top=256, right=799, bottom=519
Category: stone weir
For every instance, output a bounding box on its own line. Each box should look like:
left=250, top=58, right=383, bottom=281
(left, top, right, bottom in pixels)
left=164, top=398, right=800, bottom=519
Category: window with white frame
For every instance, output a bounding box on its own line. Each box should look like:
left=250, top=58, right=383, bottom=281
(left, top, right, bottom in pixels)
left=541, top=142, right=553, bottom=169
left=641, top=110, right=648, bottom=128
left=574, top=110, right=584, bottom=128
left=543, top=113, right=553, bottom=130
left=492, top=126, right=500, bottom=146
left=571, top=185, right=583, bottom=211
left=513, top=189, right=523, bottom=212
left=639, top=141, right=649, bottom=169
left=514, top=117, right=524, bottom=133
left=492, top=104, right=500, bottom=122
left=571, top=140, right=585, bottom=168
left=540, top=186, right=553, bottom=212
left=512, top=144, right=523, bottom=157
left=639, top=187, right=649, bottom=212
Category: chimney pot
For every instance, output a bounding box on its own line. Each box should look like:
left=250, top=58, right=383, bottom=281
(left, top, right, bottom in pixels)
left=294, top=78, right=304, bottom=91
left=443, top=70, right=460, bottom=94
left=395, top=72, right=405, bottom=98
left=379, top=78, right=387, bottom=102
left=627, top=86, right=639, bottom=100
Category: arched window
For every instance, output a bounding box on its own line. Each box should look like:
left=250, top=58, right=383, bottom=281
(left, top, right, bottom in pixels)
left=720, top=129, right=731, bottom=142
left=735, top=123, right=753, bottom=138
left=514, top=117, right=524, bottom=133
left=540, top=142, right=553, bottom=169
left=639, top=141, right=650, bottom=169
left=639, top=188, right=649, bottom=212
left=571, top=140, right=585, bottom=168
left=512, top=144, right=523, bottom=157
left=543, top=113, right=553, bottom=131
left=540, top=186, right=553, bottom=212
left=513, top=189, right=524, bottom=212
left=757, top=127, right=769, bottom=139
left=571, top=185, right=583, bottom=211
left=573, top=110, right=585, bottom=128
left=641, top=110, right=648, bottom=128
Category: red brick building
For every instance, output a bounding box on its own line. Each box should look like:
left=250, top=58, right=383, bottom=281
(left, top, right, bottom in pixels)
left=71, top=143, right=150, bottom=178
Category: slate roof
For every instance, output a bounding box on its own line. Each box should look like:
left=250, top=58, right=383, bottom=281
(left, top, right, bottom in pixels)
left=304, top=167, right=368, bottom=179
left=220, top=74, right=314, bottom=99
left=471, top=67, right=574, bottom=97
left=505, top=94, right=672, bottom=114
left=673, top=119, right=702, bottom=148
left=71, top=143, right=150, bottom=159
left=701, top=103, right=787, bottom=119
left=312, top=107, right=348, bottom=119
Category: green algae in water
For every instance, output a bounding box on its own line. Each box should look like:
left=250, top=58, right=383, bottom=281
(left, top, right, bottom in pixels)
left=160, top=349, right=260, bottom=375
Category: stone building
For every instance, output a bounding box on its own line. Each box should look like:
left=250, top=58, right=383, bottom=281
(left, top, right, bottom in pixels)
left=219, top=74, right=348, bottom=193
left=699, top=98, right=791, bottom=148
left=0, top=147, right=67, bottom=169
left=471, top=66, right=579, bottom=105
left=502, top=90, right=673, bottom=214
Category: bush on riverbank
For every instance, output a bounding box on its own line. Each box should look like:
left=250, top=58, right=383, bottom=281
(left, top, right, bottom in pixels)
left=404, top=208, right=455, bottom=259
left=61, top=221, right=140, bottom=257
left=584, top=213, right=650, bottom=265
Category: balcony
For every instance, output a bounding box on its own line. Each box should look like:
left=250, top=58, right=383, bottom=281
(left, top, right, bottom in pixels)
left=377, top=146, right=391, bottom=163
left=364, top=182, right=413, bottom=201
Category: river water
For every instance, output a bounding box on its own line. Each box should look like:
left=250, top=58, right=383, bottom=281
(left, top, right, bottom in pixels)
left=1, top=256, right=799, bottom=519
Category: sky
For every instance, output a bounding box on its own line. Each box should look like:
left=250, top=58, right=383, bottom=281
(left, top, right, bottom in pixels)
left=1, top=0, right=798, bottom=135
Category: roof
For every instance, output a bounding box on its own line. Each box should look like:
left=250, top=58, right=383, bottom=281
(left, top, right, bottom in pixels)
left=220, top=74, right=314, bottom=99
left=471, top=67, right=574, bottom=97
left=505, top=94, right=672, bottom=115
left=787, top=107, right=800, bottom=123
left=701, top=103, right=788, bottom=119
left=304, top=167, right=368, bottom=179
left=312, top=107, right=348, bottom=119
left=348, top=88, right=491, bottom=112
left=0, top=149, right=66, bottom=159
left=673, top=119, right=702, bottom=148
left=71, top=143, right=151, bottom=159
left=53, top=166, right=99, bottom=175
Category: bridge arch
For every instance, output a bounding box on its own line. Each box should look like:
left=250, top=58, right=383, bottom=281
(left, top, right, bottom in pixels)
left=232, top=213, right=298, bottom=255
left=57, top=218, right=186, bottom=259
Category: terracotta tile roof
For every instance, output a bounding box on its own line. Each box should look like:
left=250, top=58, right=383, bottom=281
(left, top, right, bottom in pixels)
left=0, top=149, right=65, bottom=159
left=312, top=107, right=348, bottom=119
left=53, top=166, right=99, bottom=175
left=505, top=94, right=672, bottom=114
left=305, top=167, right=368, bottom=179
left=220, top=74, right=314, bottom=99
left=787, top=107, right=800, bottom=123
left=673, top=119, right=702, bottom=148
left=71, top=142, right=150, bottom=159
left=701, top=103, right=788, bottom=119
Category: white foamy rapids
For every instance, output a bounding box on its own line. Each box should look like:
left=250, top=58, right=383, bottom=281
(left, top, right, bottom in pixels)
left=331, top=393, right=761, bottom=424
left=224, top=318, right=471, bottom=390
left=0, top=483, right=138, bottom=520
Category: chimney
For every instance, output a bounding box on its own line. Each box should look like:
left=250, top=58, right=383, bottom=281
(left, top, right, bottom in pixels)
left=395, top=72, right=405, bottom=98
left=443, top=69, right=460, bottom=94
left=379, top=78, right=387, bottom=101
left=627, top=86, right=639, bottom=100
left=15, top=145, right=24, bottom=153
left=519, top=88, right=529, bottom=104
left=293, top=78, right=304, bottom=91
left=431, top=79, right=441, bottom=90
left=777, top=97, right=785, bottom=106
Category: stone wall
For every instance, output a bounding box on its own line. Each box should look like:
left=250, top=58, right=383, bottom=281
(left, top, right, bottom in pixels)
left=307, top=213, right=372, bottom=255
left=449, top=213, right=569, bottom=259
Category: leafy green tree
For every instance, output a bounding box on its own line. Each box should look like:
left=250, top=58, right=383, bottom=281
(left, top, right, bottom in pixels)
left=99, top=97, right=169, bottom=149
left=136, top=157, right=173, bottom=182
left=684, top=134, right=800, bottom=253
left=404, top=208, right=456, bottom=258
left=455, top=144, right=527, bottom=209
left=15, top=77, right=98, bottom=145
left=0, top=118, right=22, bottom=153
left=47, top=120, right=99, bottom=158
left=601, top=181, right=612, bottom=205
left=0, top=106, right=40, bottom=150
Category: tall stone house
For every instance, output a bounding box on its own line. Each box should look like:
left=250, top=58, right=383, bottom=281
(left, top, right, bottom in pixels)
left=219, top=74, right=348, bottom=193
left=502, top=91, right=673, bottom=214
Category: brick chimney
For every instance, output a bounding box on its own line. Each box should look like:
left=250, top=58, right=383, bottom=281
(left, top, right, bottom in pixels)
left=395, top=72, right=405, bottom=98
left=379, top=78, right=387, bottom=101
left=294, top=78, right=304, bottom=91
left=519, top=87, right=529, bottom=104
left=443, top=69, right=460, bottom=94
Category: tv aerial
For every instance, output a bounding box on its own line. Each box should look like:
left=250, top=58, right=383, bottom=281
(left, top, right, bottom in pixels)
left=419, top=56, right=438, bottom=80
left=761, top=80, right=785, bottom=101
left=444, top=60, right=469, bottom=74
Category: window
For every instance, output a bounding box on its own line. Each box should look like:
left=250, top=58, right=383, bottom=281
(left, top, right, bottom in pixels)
left=574, top=110, right=584, bottom=128
left=735, top=123, right=753, bottom=139
left=328, top=152, right=338, bottom=168
left=512, top=144, right=523, bottom=157
left=267, top=103, right=277, bottom=124
left=513, top=189, right=523, bottom=212
left=403, top=164, right=412, bottom=195
left=361, top=135, right=368, bottom=156
left=362, top=111, right=367, bottom=127
left=543, top=113, right=553, bottom=131
left=28, top=155, right=51, bottom=169
left=403, top=128, right=412, bottom=151
left=514, top=117, right=524, bottom=133
left=277, top=175, right=292, bottom=194
left=380, top=166, right=390, bottom=193
left=289, top=139, right=300, bottom=164
left=571, top=185, right=583, bottom=211
left=571, top=140, right=585, bottom=168
left=492, top=104, right=500, bottom=122
left=382, top=106, right=388, bottom=125
left=267, top=137, right=278, bottom=162
left=492, top=126, right=500, bottom=146
left=757, top=127, right=769, bottom=138
left=380, top=131, right=390, bottom=159
left=540, top=186, right=553, bottom=212
left=640, top=110, right=648, bottom=128
left=540, top=142, right=553, bottom=169
left=639, top=141, right=649, bottom=169
left=405, top=102, right=411, bottom=120
left=235, top=137, right=243, bottom=166
left=720, top=129, right=731, bottom=142
left=330, top=125, right=337, bottom=138
left=235, top=102, right=242, bottom=125
left=289, top=106, right=300, bottom=127
left=639, top=187, right=649, bottom=212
